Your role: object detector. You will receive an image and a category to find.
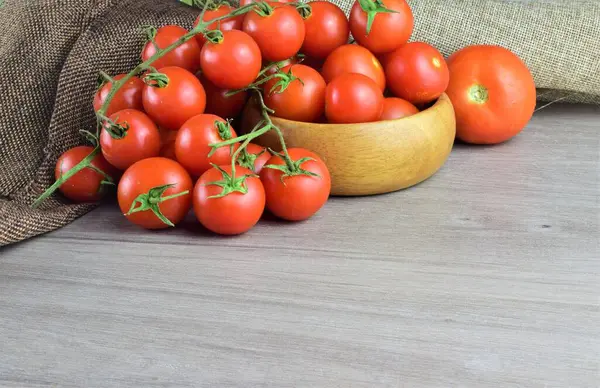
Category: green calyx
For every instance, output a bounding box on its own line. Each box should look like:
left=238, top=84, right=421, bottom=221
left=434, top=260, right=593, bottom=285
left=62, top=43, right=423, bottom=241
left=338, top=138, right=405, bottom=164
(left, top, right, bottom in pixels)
left=254, top=1, right=274, bottom=17
left=263, top=154, right=320, bottom=183
left=203, top=164, right=257, bottom=199
left=268, top=68, right=303, bottom=95
left=143, top=71, right=169, bottom=88
left=125, top=183, right=190, bottom=227
left=204, top=29, right=224, bottom=44
left=236, top=147, right=264, bottom=172
left=357, top=0, right=398, bottom=35
left=296, top=2, right=312, bottom=19
left=99, top=114, right=129, bottom=140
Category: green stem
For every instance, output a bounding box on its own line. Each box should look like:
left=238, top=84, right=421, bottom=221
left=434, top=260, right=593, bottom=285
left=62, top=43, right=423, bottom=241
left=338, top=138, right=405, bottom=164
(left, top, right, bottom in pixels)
left=159, top=190, right=190, bottom=202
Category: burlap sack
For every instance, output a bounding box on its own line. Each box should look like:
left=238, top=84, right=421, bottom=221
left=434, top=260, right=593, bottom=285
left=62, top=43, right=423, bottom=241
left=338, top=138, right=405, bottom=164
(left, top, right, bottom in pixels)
left=0, top=0, right=598, bottom=246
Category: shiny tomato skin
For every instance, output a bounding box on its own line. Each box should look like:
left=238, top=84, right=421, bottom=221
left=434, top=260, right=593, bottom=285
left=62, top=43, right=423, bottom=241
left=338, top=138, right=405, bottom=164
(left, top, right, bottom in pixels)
left=55, top=146, right=117, bottom=203
left=446, top=45, right=537, bottom=144
left=200, top=30, right=262, bottom=90
left=141, top=25, right=201, bottom=73
left=263, top=64, right=326, bottom=122
left=194, top=4, right=243, bottom=47
left=175, top=114, right=239, bottom=177
left=193, top=165, right=265, bottom=235
left=93, top=74, right=144, bottom=117
left=385, top=42, right=449, bottom=104
left=301, top=1, right=349, bottom=60
left=349, top=0, right=413, bottom=55
left=379, top=97, right=419, bottom=120
left=325, top=73, right=384, bottom=124
left=242, top=5, right=305, bottom=62
left=237, top=143, right=271, bottom=174
left=142, top=66, right=206, bottom=131
left=322, top=44, right=386, bottom=91
left=117, top=157, right=193, bottom=229
left=260, top=148, right=330, bottom=221
left=198, top=73, right=249, bottom=119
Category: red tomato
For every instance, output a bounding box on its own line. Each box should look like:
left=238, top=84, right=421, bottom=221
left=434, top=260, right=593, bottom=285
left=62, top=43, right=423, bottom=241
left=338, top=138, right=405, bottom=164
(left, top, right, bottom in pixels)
left=175, top=114, right=239, bottom=177
left=300, top=1, right=349, bottom=60
left=349, top=0, right=413, bottom=55
left=55, top=146, right=117, bottom=203
left=159, top=128, right=178, bottom=160
left=385, top=42, right=449, bottom=104
left=263, top=64, right=326, bottom=122
left=242, top=4, right=305, bottom=62
left=239, top=0, right=293, bottom=6
left=142, top=66, right=206, bottom=131
left=93, top=74, right=144, bottom=116
left=193, top=165, right=265, bottom=235
left=198, top=73, right=249, bottom=119
left=200, top=30, right=262, bottom=90
left=99, top=109, right=161, bottom=170
left=236, top=143, right=271, bottom=174
left=141, top=25, right=201, bottom=73
left=325, top=73, right=383, bottom=123
left=260, top=148, right=330, bottom=221
left=193, top=4, right=243, bottom=47
left=379, top=97, right=419, bottom=120
left=446, top=45, right=537, bottom=144
left=118, top=157, right=192, bottom=229
left=321, top=44, right=386, bottom=91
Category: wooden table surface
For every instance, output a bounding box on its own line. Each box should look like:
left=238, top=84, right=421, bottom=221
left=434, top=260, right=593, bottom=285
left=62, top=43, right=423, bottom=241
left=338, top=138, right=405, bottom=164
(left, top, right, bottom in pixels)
left=1, top=103, right=599, bottom=387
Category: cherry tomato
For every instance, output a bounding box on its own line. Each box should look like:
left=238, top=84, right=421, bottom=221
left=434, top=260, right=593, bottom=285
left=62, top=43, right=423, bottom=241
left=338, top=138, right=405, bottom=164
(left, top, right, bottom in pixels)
left=242, top=4, right=305, bottom=62
left=99, top=109, right=161, bottom=170
left=198, top=73, right=249, bottom=119
left=446, top=45, right=537, bottom=144
left=239, top=0, right=293, bottom=6
left=93, top=74, right=144, bottom=117
left=379, top=97, right=419, bottom=120
left=193, top=4, right=243, bottom=47
left=142, top=66, right=206, bottom=131
left=263, top=64, right=326, bottom=122
left=260, top=148, right=330, bottom=221
left=118, top=157, right=192, bottom=229
left=325, top=73, right=383, bottom=123
left=175, top=114, right=239, bottom=177
left=141, top=25, right=201, bottom=73
left=55, top=146, right=117, bottom=203
left=322, top=44, right=386, bottom=91
left=385, top=42, right=449, bottom=104
left=300, top=1, right=349, bottom=60
left=349, top=0, right=413, bottom=55
left=200, top=29, right=262, bottom=90
left=236, top=143, right=271, bottom=174
left=159, top=128, right=178, bottom=160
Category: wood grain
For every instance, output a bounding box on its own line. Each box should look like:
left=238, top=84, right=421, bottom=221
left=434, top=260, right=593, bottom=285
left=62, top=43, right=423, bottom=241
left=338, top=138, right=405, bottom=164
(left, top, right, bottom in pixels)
left=1, top=103, right=599, bottom=387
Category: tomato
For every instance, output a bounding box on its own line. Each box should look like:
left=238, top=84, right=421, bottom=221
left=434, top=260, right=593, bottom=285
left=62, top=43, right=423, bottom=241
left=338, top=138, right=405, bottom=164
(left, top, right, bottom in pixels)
left=321, top=44, right=386, bottom=91
left=193, top=4, right=243, bottom=47
left=141, top=25, right=201, bottom=73
left=55, top=146, right=117, bottom=203
left=193, top=165, right=265, bottom=235
left=99, top=109, right=161, bottom=170
left=325, top=73, right=383, bottom=123
left=200, top=30, right=262, bottom=90
left=349, top=0, right=413, bottom=55
left=175, top=114, right=239, bottom=177
left=242, top=4, right=305, bottom=62
left=446, top=45, right=537, bottom=144
left=300, top=1, right=349, bottom=60
left=379, top=97, right=419, bottom=120
left=239, top=0, right=293, bottom=7
left=142, top=66, right=206, bottom=131
left=385, top=42, right=449, bottom=105
left=198, top=73, right=249, bottom=119
left=263, top=64, right=326, bottom=122
left=260, top=148, right=330, bottom=221
left=93, top=74, right=144, bottom=117
left=236, top=143, right=271, bottom=174
left=159, top=128, right=178, bottom=160
left=118, top=157, right=192, bottom=229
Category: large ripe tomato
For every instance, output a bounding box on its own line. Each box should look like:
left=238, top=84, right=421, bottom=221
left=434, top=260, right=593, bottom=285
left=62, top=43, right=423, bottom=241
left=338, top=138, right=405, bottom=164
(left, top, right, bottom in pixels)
left=260, top=148, right=330, bottom=221
left=242, top=4, right=305, bottom=62
left=321, top=44, right=386, bottom=91
left=349, top=0, right=413, bottom=55
left=55, top=146, right=117, bottom=203
left=175, top=114, right=239, bottom=177
left=99, top=109, right=161, bottom=170
left=118, top=157, right=192, bottom=229
left=142, top=66, right=206, bottom=131
left=198, top=73, right=249, bottom=119
left=300, top=1, right=349, bottom=60
left=193, top=4, right=243, bottom=47
left=385, top=42, right=449, bottom=105
left=93, top=74, right=144, bottom=116
left=263, top=64, right=326, bottom=122
left=379, top=97, right=419, bottom=120
left=446, top=45, right=537, bottom=144
left=200, top=29, right=262, bottom=90
left=141, top=25, right=201, bottom=73
left=193, top=165, right=265, bottom=235
left=236, top=143, right=271, bottom=174
left=325, top=73, right=383, bottom=123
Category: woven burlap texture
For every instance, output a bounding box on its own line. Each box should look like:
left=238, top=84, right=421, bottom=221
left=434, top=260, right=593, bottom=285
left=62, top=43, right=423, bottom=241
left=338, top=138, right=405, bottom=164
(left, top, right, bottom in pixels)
left=0, top=0, right=598, bottom=246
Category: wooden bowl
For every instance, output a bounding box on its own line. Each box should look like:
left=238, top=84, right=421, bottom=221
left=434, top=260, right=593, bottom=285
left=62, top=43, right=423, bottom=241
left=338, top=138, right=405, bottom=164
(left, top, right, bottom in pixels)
left=240, top=93, right=456, bottom=196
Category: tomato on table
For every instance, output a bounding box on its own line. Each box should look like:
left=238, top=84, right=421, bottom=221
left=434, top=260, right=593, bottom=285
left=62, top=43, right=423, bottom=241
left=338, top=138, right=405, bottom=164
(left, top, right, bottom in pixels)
left=321, top=44, right=386, bottom=92
left=325, top=73, right=384, bottom=123
left=193, top=4, right=243, bottom=47
left=198, top=73, right=249, bottom=119
left=446, top=45, right=537, bottom=144
left=93, top=74, right=144, bottom=116
left=300, top=1, right=349, bottom=60
left=141, top=25, right=201, bottom=73
left=379, top=97, right=419, bottom=120
left=236, top=143, right=271, bottom=174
